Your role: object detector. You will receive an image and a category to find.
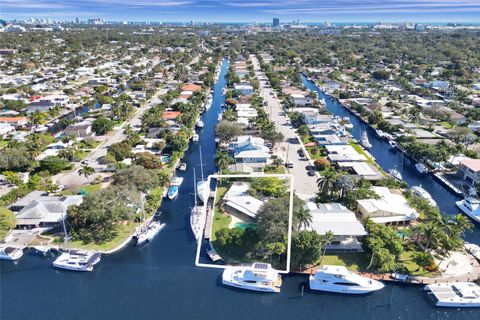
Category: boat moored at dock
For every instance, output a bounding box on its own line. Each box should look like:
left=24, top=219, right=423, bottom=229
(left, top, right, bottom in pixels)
left=360, top=130, right=372, bottom=149
left=222, top=262, right=282, bottom=293
left=52, top=250, right=101, bottom=272
left=415, top=163, right=428, bottom=174
left=388, top=168, right=402, bottom=180
left=309, top=265, right=384, bottom=294
left=136, top=221, right=166, bottom=246
left=425, top=282, right=480, bottom=307
left=167, top=177, right=184, bottom=200
left=0, top=246, right=23, bottom=261
left=456, top=188, right=480, bottom=223
left=410, top=185, right=437, bottom=207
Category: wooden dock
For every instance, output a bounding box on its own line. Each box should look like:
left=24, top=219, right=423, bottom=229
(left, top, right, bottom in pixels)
left=204, top=205, right=214, bottom=240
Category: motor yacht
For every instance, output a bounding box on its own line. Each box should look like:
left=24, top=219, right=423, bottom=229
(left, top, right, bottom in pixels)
left=222, top=262, right=282, bottom=293
left=410, top=185, right=437, bottom=207
left=464, top=242, right=480, bottom=261
left=455, top=188, right=480, bottom=223
left=196, top=119, right=204, bottom=129
left=388, top=140, right=397, bottom=150
left=0, top=246, right=23, bottom=261
left=388, top=168, right=402, bottom=180
left=425, top=282, right=480, bottom=307
left=415, top=162, right=428, bottom=174
left=177, top=162, right=187, bottom=171
left=192, top=134, right=199, bottom=142
left=309, top=265, right=384, bottom=294
left=136, top=221, right=166, bottom=246
left=52, top=250, right=101, bottom=272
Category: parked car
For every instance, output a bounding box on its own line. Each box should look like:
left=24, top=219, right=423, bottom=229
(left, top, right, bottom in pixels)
left=285, top=161, right=294, bottom=168
left=297, top=148, right=305, bottom=157
left=307, top=170, right=315, bottom=176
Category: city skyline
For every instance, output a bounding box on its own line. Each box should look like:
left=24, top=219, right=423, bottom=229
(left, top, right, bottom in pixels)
left=1, top=0, right=480, bottom=23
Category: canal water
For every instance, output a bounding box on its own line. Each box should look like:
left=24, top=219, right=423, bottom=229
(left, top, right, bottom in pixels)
left=1, top=61, right=479, bottom=320
left=302, top=75, right=480, bottom=245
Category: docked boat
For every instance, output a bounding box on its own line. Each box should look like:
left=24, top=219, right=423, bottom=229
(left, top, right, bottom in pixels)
left=197, top=147, right=208, bottom=203
left=415, top=162, right=428, bottom=174
left=425, top=282, right=480, bottom=307
left=360, top=130, right=372, bottom=149
left=222, top=262, right=282, bottom=293
left=136, top=221, right=166, bottom=246
left=204, top=95, right=213, bottom=111
left=410, top=185, right=437, bottom=207
left=309, top=265, right=384, bottom=294
left=388, top=168, right=402, bottom=180
left=464, top=242, right=480, bottom=261
left=217, top=113, right=223, bottom=122
left=167, top=185, right=179, bottom=199
left=0, top=246, right=23, bottom=261
left=341, top=116, right=353, bottom=129
left=192, top=134, right=199, bottom=142
left=177, top=162, right=187, bottom=171
left=196, top=119, right=204, bottom=129
left=53, top=250, right=101, bottom=272
left=190, top=169, right=206, bottom=239
left=456, top=188, right=480, bottom=223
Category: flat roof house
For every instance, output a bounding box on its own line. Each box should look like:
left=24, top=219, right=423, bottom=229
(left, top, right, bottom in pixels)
left=223, top=182, right=264, bottom=219
left=306, top=203, right=367, bottom=251
left=457, top=158, right=480, bottom=186
left=357, top=187, right=419, bottom=225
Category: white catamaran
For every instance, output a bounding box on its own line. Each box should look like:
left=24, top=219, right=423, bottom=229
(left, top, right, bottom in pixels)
left=53, top=217, right=101, bottom=272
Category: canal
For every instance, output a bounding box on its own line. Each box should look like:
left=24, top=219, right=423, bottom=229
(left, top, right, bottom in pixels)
left=1, top=60, right=479, bottom=320
left=302, top=75, right=480, bottom=244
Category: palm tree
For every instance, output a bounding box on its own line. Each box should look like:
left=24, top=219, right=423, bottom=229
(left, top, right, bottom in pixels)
left=316, top=167, right=337, bottom=196
left=215, top=152, right=233, bottom=173
left=319, top=231, right=334, bottom=265
left=366, top=236, right=383, bottom=269
left=78, top=165, right=95, bottom=184
left=295, top=207, right=312, bottom=232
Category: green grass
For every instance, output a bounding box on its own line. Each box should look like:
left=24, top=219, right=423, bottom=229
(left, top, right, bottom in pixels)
left=349, top=141, right=385, bottom=174
left=397, top=250, right=435, bottom=277
left=211, top=186, right=231, bottom=241
left=60, top=184, right=102, bottom=196
left=66, top=222, right=140, bottom=251
left=0, top=140, right=8, bottom=149
left=264, top=165, right=286, bottom=174
left=306, top=146, right=322, bottom=159
left=320, top=253, right=370, bottom=271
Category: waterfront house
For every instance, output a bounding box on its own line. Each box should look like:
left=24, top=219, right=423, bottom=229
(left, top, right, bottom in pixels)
left=181, top=83, right=202, bottom=92
left=457, top=158, right=480, bottom=186
left=306, top=203, right=367, bottom=251
left=326, top=145, right=367, bottom=163
left=357, top=187, right=419, bottom=225
left=10, top=191, right=83, bottom=229
left=302, top=111, right=332, bottom=125
left=223, top=182, right=264, bottom=219
left=233, top=84, right=254, bottom=96
left=230, top=136, right=270, bottom=165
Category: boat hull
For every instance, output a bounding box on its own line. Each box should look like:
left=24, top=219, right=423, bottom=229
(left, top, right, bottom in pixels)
left=309, top=276, right=384, bottom=294
left=0, top=250, right=23, bottom=261
left=222, top=279, right=280, bottom=293
left=455, top=201, right=480, bottom=223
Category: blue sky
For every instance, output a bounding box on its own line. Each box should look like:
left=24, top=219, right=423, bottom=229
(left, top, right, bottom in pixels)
left=2, top=0, right=479, bottom=22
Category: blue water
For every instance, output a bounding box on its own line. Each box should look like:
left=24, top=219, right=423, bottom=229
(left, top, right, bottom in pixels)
left=302, top=75, right=480, bottom=245
left=1, top=61, right=479, bottom=320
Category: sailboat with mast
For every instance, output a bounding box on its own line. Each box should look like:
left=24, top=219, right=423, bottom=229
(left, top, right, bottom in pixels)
left=191, top=169, right=206, bottom=239
left=52, top=216, right=101, bottom=272
left=136, top=192, right=166, bottom=245
left=196, top=146, right=208, bottom=204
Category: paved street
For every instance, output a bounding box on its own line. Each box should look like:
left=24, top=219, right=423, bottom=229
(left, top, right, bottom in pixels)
left=53, top=88, right=168, bottom=187
left=250, top=55, right=318, bottom=199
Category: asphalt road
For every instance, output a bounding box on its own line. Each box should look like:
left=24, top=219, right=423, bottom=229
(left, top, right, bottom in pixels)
left=250, top=55, right=318, bottom=199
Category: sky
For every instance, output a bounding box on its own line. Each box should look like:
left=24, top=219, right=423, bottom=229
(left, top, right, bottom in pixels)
left=1, top=0, right=480, bottom=23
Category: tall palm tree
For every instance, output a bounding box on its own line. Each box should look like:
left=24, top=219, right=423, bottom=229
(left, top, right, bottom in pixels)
left=78, top=165, right=95, bottom=184
left=295, top=207, right=312, bottom=232
left=319, top=231, right=334, bottom=265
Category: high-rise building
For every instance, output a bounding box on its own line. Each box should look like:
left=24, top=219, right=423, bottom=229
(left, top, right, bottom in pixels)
left=75, top=17, right=79, bottom=24
left=272, top=18, right=280, bottom=28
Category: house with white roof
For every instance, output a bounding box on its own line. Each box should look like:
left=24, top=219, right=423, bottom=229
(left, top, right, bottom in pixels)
left=230, top=136, right=270, bottom=165
left=306, top=203, right=367, bottom=251
left=326, top=145, right=367, bottom=162
left=234, top=84, right=254, bottom=96
left=10, top=191, right=83, bottom=229
left=357, top=187, right=419, bottom=225
left=223, top=182, right=264, bottom=219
